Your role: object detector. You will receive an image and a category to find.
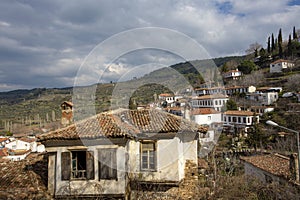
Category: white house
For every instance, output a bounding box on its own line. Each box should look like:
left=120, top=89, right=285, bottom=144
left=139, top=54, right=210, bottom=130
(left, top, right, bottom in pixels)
left=223, top=69, right=242, bottom=80
left=191, top=94, right=229, bottom=112
left=5, top=149, right=31, bottom=161
left=38, top=109, right=206, bottom=199
left=0, top=137, right=10, bottom=148
left=191, top=108, right=222, bottom=126
left=158, top=93, right=175, bottom=104
left=5, top=137, right=36, bottom=152
left=193, top=87, right=225, bottom=96
left=223, top=110, right=259, bottom=133
left=249, top=106, right=274, bottom=116
left=246, top=91, right=279, bottom=106
left=270, top=59, right=294, bottom=73
left=225, top=85, right=256, bottom=96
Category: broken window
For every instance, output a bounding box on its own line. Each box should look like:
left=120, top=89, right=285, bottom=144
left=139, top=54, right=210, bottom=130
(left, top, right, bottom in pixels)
left=140, top=142, right=156, bottom=171
left=61, top=151, right=94, bottom=181
left=98, top=148, right=117, bottom=180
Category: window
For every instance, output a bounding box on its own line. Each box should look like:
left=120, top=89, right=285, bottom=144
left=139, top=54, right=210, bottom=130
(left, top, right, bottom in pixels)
left=140, top=142, right=156, bottom=171
left=233, top=117, right=237, bottom=122
left=208, top=116, right=211, bottom=121
left=98, top=148, right=117, bottom=180
left=61, top=150, right=94, bottom=181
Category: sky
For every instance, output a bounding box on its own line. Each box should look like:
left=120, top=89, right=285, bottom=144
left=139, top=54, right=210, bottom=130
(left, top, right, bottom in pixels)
left=0, top=0, right=300, bottom=92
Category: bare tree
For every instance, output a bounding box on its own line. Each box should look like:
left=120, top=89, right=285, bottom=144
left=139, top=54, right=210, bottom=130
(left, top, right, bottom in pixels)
left=246, top=42, right=263, bottom=56
left=285, top=74, right=300, bottom=92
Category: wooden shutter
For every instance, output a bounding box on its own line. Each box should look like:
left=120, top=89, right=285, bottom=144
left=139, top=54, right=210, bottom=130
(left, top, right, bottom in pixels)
left=86, top=151, right=95, bottom=180
left=99, top=149, right=117, bottom=180
left=111, top=149, right=117, bottom=179
left=61, top=152, right=71, bottom=180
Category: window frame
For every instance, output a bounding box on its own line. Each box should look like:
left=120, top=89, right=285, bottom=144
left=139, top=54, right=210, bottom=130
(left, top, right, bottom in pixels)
left=140, top=141, right=157, bottom=172
left=61, top=150, right=94, bottom=181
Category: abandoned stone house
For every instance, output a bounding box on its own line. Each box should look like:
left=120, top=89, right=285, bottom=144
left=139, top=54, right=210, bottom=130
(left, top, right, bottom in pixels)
left=38, top=108, right=207, bottom=199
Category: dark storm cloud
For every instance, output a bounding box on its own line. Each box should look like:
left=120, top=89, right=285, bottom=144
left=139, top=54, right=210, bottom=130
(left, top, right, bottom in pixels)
left=0, top=0, right=299, bottom=91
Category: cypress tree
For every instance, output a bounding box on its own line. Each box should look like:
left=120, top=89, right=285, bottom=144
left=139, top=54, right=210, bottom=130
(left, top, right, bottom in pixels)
left=288, top=34, right=292, bottom=57
left=271, top=33, right=275, bottom=51
left=293, top=26, right=298, bottom=40
left=278, top=28, right=282, bottom=45
left=278, top=28, right=283, bottom=58
left=267, top=36, right=271, bottom=53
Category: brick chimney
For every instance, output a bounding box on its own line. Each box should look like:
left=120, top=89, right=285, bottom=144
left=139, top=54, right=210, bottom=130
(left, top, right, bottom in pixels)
left=61, top=101, right=73, bottom=127
left=289, top=153, right=299, bottom=182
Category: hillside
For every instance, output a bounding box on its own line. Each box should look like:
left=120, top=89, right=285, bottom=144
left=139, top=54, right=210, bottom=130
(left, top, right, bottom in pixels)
left=0, top=55, right=262, bottom=134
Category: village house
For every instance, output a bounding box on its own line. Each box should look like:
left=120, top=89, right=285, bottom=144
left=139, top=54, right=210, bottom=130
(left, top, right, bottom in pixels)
left=38, top=109, right=206, bottom=199
left=248, top=106, right=274, bottom=116
left=193, top=86, right=225, bottom=96
left=223, top=110, right=259, bottom=133
left=246, top=87, right=280, bottom=106
left=3, top=137, right=40, bottom=161
left=270, top=59, right=295, bottom=73
left=225, top=85, right=256, bottom=96
left=191, top=94, right=229, bottom=112
left=241, top=153, right=298, bottom=185
left=158, top=93, right=175, bottom=104
left=222, top=69, right=242, bottom=80
left=0, top=137, right=10, bottom=148
left=191, top=108, right=222, bottom=127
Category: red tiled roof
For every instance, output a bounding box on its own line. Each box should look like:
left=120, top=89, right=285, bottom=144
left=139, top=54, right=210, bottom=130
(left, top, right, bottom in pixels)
left=0, top=148, right=8, bottom=157
left=194, top=86, right=225, bottom=91
left=0, top=138, right=9, bottom=143
left=240, top=154, right=290, bottom=179
left=159, top=93, right=173, bottom=97
left=38, top=109, right=207, bottom=142
left=19, top=137, right=35, bottom=143
left=271, top=59, right=292, bottom=64
left=223, top=69, right=240, bottom=74
left=8, top=149, right=31, bottom=156
left=192, top=94, right=228, bottom=100
left=225, top=85, right=252, bottom=90
left=0, top=153, right=50, bottom=198
left=61, top=101, right=73, bottom=107
left=192, top=108, right=220, bottom=115
left=223, top=110, right=254, bottom=116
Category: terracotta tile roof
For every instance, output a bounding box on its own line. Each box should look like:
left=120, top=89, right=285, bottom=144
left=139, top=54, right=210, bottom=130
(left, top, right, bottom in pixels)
left=0, top=153, right=50, bottom=199
left=223, top=69, right=240, bottom=74
left=240, top=154, right=290, bottom=179
left=223, top=110, right=255, bottom=116
left=225, top=85, right=252, bottom=90
left=192, top=108, right=220, bottom=115
left=165, top=107, right=182, bottom=111
left=19, top=137, right=36, bottom=143
left=8, top=149, right=31, bottom=156
left=194, top=86, right=225, bottom=91
left=61, top=101, right=73, bottom=107
left=0, top=148, right=8, bottom=157
left=192, top=94, right=228, bottom=100
left=38, top=109, right=207, bottom=142
left=0, top=138, right=9, bottom=143
left=271, top=59, right=292, bottom=64
left=159, top=93, right=174, bottom=97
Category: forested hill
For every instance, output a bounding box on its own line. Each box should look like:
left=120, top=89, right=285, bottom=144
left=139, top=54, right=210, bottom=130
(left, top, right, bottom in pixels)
left=0, top=55, right=244, bottom=132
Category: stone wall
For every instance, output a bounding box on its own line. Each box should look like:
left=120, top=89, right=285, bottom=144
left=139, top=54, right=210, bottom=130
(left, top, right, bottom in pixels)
left=130, top=160, right=210, bottom=200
